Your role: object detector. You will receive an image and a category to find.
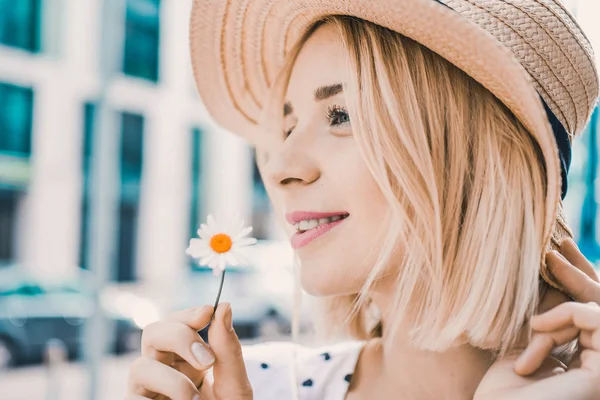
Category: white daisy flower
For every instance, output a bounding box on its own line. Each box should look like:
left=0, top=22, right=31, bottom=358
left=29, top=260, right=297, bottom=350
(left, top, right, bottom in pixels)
left=186, top=214, right=257, bottom=276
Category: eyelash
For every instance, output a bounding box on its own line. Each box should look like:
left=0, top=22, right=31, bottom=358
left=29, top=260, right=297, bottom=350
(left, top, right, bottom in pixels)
left=326, top=105, right=350, bottom=127
left=283, top=105, right=350, bottom=138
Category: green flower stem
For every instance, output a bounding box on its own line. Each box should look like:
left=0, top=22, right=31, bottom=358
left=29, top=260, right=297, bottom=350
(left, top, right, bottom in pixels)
left=211, top=269, right=226, bottom=321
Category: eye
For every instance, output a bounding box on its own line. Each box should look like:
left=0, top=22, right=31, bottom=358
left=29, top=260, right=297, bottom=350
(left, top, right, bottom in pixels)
left=326, top=105, right=350, bottom=127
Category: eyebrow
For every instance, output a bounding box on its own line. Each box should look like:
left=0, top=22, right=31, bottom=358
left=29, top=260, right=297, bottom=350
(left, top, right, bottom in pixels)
left=283, top=83, right=344, bottom=117
left=314, top=83, right=343, bottom=101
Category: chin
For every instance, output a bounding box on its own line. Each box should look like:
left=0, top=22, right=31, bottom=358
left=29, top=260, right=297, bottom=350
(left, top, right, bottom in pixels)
left=299, top=260, right=361, bottom=297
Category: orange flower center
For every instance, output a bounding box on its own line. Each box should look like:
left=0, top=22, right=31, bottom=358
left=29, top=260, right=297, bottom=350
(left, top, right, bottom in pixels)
left=210, top=233, right=233, bottom=254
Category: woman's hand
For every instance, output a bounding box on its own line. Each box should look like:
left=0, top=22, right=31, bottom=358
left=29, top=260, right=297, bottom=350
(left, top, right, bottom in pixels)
left=475, top=239, right=600, bottom=400
left=516, top=239, right=600, bottom=373
left=125, top=303, right=253, bottom=400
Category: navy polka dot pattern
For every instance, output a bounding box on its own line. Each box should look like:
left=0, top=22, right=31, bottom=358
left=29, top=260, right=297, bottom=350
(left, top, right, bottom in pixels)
left=302, top=378, right=314, bottom=387
left=242, top=340, right=365, bottom=399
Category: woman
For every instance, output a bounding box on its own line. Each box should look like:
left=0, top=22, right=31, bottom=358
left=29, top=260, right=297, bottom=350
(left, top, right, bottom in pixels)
left=126, top=0, right=600, bottom=399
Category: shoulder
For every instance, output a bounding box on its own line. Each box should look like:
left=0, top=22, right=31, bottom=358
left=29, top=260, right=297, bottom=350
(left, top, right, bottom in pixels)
left=242, top=340, right=365, bottom=400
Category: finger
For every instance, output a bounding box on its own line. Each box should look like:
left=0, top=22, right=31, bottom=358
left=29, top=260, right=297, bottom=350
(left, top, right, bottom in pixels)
left=579, top=330, right=595, bottom=350
left=531, top=302, right=600, bottom=335
left=166, top=305, right=218, bottom=389
left=547, top=251, right=600, bottom=304
left=142, top=319, right=215, bottom=372
left=514, top=326, right=577, bottom=375
left=174, top=359, right=212, bottom=389
left=127, top=356, right=201, bottom=400
left=560, top=239, right=599, bottom=282
left=580, top=349, right=600, bottom=375
left=124, top=396, right=150, bottom=400
left=142, top=305, right=214, bottom=357
left=208, top=303, right=253, bottom=399
left=167, top=305, right=215, bottom=330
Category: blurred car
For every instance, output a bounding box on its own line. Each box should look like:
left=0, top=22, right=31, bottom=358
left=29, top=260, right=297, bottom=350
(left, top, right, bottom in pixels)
left=0, top=265, right=158, bottom=369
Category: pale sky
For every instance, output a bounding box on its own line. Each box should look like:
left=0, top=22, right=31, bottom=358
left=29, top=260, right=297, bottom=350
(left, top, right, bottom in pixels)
left=566, top=0, right=600, bottom=64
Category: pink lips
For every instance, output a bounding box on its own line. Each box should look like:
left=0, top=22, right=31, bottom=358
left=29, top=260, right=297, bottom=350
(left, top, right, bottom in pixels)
left=286, top=211, right=349, bottom=249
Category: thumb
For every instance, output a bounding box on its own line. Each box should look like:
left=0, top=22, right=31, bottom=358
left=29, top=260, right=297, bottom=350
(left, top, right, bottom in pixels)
left=208, top=303, right=253, bottom=399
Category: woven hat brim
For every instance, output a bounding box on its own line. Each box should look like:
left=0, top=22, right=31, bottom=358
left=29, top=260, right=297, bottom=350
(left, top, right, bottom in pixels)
left=189, top=0, right=561, bottom=263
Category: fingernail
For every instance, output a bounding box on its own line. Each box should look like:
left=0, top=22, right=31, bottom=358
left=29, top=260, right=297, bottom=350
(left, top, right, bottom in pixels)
left=193, top=395, right=200, bottom=400
left=191, top=342, right=215, bottom=366
left=223, top=304, right=233, bottom=332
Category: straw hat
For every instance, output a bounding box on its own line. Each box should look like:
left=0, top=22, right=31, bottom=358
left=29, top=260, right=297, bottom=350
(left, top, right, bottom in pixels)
left=189, top=0, right=599, bottom=290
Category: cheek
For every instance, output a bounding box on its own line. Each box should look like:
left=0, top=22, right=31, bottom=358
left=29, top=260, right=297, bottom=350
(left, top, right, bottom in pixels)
left=300, top=169, right=391, bottom=297
left=347, top=163, right=390, bottom=223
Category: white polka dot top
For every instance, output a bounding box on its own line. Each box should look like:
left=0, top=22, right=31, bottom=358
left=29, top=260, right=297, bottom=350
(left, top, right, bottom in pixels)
left=242, top=340, right=365, bottom=399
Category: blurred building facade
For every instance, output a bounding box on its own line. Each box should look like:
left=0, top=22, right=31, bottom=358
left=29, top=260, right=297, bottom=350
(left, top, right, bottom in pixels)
left=1, top=0, right=600, bottom=291
left=0, top=0, right=281, bottom=286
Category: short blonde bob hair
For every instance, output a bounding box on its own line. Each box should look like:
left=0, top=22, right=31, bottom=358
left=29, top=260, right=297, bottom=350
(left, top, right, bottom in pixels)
left=262, top=15, right=569, bottom=359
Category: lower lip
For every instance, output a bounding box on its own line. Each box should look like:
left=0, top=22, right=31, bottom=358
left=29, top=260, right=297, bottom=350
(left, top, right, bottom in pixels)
left=290, top=218, right=347, bottom=249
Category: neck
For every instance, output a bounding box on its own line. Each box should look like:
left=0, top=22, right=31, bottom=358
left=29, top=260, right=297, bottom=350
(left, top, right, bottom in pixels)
left=357, top=290, right=494, bottom=399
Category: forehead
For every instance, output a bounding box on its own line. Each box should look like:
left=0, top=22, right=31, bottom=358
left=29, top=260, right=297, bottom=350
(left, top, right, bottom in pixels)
left=287, top=24, right=347, bottom=101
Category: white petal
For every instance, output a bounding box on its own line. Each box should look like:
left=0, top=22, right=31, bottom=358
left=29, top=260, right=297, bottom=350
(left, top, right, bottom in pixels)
left=208, top=255, right=221, bottom=269
left=199, top=253, right=216, bottom=266
left=217, top=256, right=226, bottom=272
left=224, top=252, right=240, bottom=266
left=213, top=267, right=222, bottom=277
left=232, top=237, right=257, bottom=249
left=198, top=224, right=214, bottom=239
left=223, top=215, right=241, bottom=237
left=188, top=238, right=208, bottom=251
left=233, top=226, right=253, bottom=241
left=186, top=240, right=210, bottom=258
left=229, top=219, right=244, bottom=236
left=187, top=246, right=212, bottom=259
left=232, top=251, right=249, bottom=266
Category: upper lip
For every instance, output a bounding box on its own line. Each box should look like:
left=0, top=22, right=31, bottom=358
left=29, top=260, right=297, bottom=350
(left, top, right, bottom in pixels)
left=285, top=211, right=349, bottom=225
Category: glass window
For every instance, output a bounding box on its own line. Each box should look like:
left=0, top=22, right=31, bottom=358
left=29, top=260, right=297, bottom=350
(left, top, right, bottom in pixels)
left=0, top=83, right=34, bottom=156
left=123, top=0, right=161, bottom=82
left=117, top=112, right=144, bottom=282
left=79, top=103, right=95, bottom=269
left=117, top=202, right=138, bottom=281
left=251, top=150, right=270, bottom=240
left=120, top=112, right=144, bottom=201
left=0, top=192, right=18, bottom=263
left=189, top=128, right=202, bottom=269
left=81, top=103, right=95, bottom=191
left=0, top=0, right=41, bottom=52
left=189, top=128, right=202, bottom=236
left=78, top=106, right=144, bottom=282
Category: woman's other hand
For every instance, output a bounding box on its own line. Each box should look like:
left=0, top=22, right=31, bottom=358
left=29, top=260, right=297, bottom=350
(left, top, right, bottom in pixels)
left=475, top=239, right=600, bottom=399
left=125, top=303, right=253, bottom=400
left=515, top=239, right=600, bottom=373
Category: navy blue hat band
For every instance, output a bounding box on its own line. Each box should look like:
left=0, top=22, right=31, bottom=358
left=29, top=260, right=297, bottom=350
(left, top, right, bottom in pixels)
left=539, top=95, right=572, bottom=199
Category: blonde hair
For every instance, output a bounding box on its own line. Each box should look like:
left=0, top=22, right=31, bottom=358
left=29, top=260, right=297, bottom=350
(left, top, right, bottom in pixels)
left=262, top=16, right=568, bottom=359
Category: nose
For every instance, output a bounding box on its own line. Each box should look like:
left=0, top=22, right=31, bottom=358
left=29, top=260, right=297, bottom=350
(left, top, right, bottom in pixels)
left=264, top=140, right=321, bottom=188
